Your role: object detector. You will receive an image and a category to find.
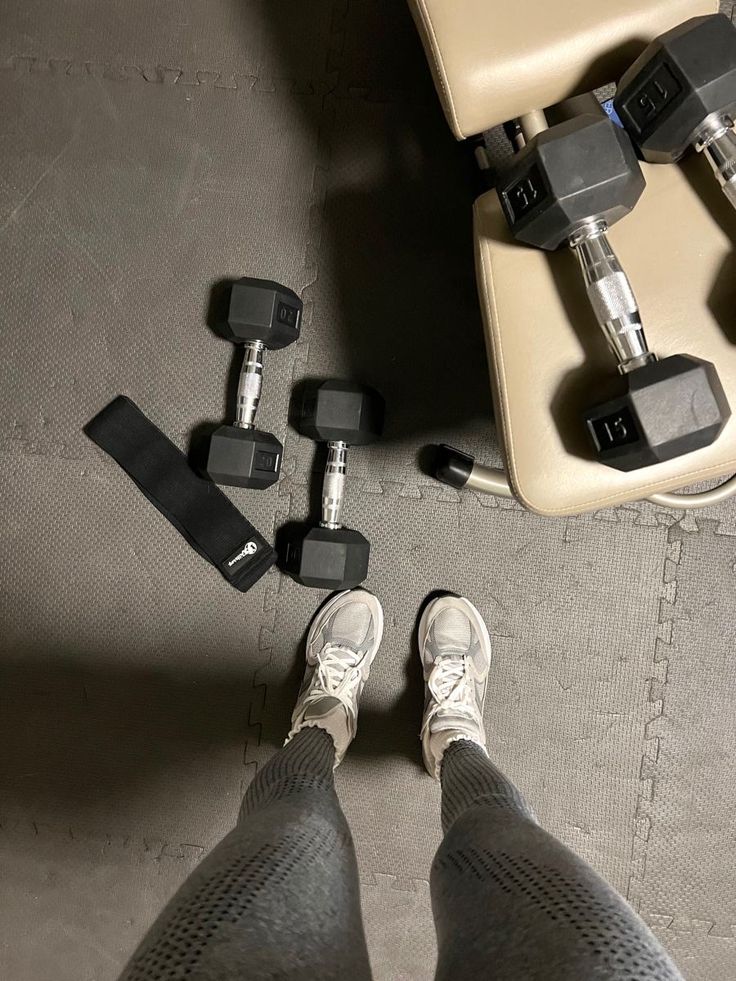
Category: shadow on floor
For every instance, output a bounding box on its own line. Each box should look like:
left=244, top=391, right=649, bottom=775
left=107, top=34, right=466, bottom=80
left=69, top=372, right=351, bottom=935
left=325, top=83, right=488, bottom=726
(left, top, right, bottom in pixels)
left=0, top=651, right=259, bottom=824
left=227, top=0, right=495, bottom=443
left=0, top=624, right=431, bottom=828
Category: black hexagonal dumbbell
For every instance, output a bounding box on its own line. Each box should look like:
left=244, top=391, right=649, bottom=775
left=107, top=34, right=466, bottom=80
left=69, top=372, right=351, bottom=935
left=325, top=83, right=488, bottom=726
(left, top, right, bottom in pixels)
left=585, top=355, right=728, bottom=471
left=615, top=13, right=736, bottom=212
left=283, top=380, right=384, bottom=589
left=206, top=278, right=302, bottom=489
left=497, top=111, right=730, bottom=471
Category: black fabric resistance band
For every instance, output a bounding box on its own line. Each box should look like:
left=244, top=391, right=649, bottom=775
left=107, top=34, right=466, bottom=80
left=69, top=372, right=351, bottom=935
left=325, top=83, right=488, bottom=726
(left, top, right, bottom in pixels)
left=85, top=396, right=277, bottom=592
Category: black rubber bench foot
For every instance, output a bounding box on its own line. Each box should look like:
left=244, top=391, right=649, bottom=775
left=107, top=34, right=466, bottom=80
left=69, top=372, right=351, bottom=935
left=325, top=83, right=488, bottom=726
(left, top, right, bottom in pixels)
left=434, top=444, right=475, bottom=489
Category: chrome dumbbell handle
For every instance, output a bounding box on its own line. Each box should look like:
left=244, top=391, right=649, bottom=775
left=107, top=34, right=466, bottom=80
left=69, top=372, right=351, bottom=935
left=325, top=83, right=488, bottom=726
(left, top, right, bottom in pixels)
left=320, top=440, right=347, bottom=530
left=235, top=341, right=265, bottom=430
left=568, top=219, right=655, bottom=374
left=695, top=113, right=736, bottom=212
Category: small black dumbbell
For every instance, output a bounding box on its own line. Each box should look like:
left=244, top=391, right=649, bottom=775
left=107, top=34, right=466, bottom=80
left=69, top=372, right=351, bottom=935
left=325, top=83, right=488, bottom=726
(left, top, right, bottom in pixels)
left=283, top=380, right=384, bottom=590
left=615, top=13, right=736, bottom=211
left=497, top=112, right=730, bottom=471
left=206, top=278, right=302, bottom=489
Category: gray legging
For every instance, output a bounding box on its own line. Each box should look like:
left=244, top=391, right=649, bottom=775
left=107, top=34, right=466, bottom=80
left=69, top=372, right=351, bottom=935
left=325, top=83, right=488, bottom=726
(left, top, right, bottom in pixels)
left=120, top=727, right=682, bottom=980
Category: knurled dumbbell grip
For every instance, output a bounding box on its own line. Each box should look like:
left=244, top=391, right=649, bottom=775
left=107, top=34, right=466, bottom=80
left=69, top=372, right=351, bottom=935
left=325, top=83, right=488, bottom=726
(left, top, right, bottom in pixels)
left=235, top=341, right=265, bottom=429
left=320, top=440, right=347, bottom=530
left=568, top=221, right=653, bottom=373
left=696, top=116, right=736, bottom=211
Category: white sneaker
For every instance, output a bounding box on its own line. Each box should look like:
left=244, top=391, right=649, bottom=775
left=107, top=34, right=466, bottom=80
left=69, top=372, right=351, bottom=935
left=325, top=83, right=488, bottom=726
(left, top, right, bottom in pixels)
left=418, top=594, right=492, bottom=779
left=287, top=588, right=384, bottom=766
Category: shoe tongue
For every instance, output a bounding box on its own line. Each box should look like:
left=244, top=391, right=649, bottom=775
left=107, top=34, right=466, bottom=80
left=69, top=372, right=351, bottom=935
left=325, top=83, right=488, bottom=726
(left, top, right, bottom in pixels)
left=304, top=696, right=347, bottom=722
left=432, top=608, right=471, bottom=653
left=430, top=711, right=471, bottom=733
left=330, top=603, right=371, bottom=648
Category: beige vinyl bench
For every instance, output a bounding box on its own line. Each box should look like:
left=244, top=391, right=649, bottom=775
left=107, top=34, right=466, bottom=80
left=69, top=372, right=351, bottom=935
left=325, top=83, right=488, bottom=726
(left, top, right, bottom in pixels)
left=408, top=0, right=736, bottom=514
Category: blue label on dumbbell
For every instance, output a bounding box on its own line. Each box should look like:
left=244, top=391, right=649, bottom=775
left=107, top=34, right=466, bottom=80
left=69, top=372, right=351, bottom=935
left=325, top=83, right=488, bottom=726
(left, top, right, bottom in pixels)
left=224, top=539, right=260, bottom=573
left=601, top=99, right=623, bottom=128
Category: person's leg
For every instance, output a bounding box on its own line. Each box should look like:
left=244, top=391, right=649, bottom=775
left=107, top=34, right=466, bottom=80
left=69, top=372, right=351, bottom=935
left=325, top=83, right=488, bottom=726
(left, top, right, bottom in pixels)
left=120, top=588, right=383, bottom=981
left=418, top=595, right=684, bottom=981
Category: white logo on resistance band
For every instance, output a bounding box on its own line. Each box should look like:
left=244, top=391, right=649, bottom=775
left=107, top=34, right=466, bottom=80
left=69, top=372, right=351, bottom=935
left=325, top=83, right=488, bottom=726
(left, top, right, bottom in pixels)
left=227, top=541, right=258, bottom=567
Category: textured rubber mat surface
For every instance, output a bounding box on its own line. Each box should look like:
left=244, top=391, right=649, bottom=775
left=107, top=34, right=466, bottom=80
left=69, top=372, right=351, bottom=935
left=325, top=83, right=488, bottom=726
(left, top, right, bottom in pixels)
left=1, top=2, right=735, bottom=979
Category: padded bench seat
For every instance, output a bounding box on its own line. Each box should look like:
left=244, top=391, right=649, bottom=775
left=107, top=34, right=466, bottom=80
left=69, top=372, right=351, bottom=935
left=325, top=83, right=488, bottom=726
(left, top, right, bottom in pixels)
left=408, top=0, right=715, bottom=137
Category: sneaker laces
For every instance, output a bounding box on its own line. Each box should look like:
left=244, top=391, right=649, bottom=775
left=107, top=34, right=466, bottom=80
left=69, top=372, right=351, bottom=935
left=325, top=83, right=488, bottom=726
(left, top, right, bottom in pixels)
left=304, top=644, right=365, bottom=711
left=422, top=654, right=479, bottom=734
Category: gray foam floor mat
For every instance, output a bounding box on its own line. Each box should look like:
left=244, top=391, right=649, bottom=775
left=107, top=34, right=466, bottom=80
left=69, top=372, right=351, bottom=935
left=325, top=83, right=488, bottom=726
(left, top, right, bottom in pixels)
left=1, top=1, right=735, bottom=979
